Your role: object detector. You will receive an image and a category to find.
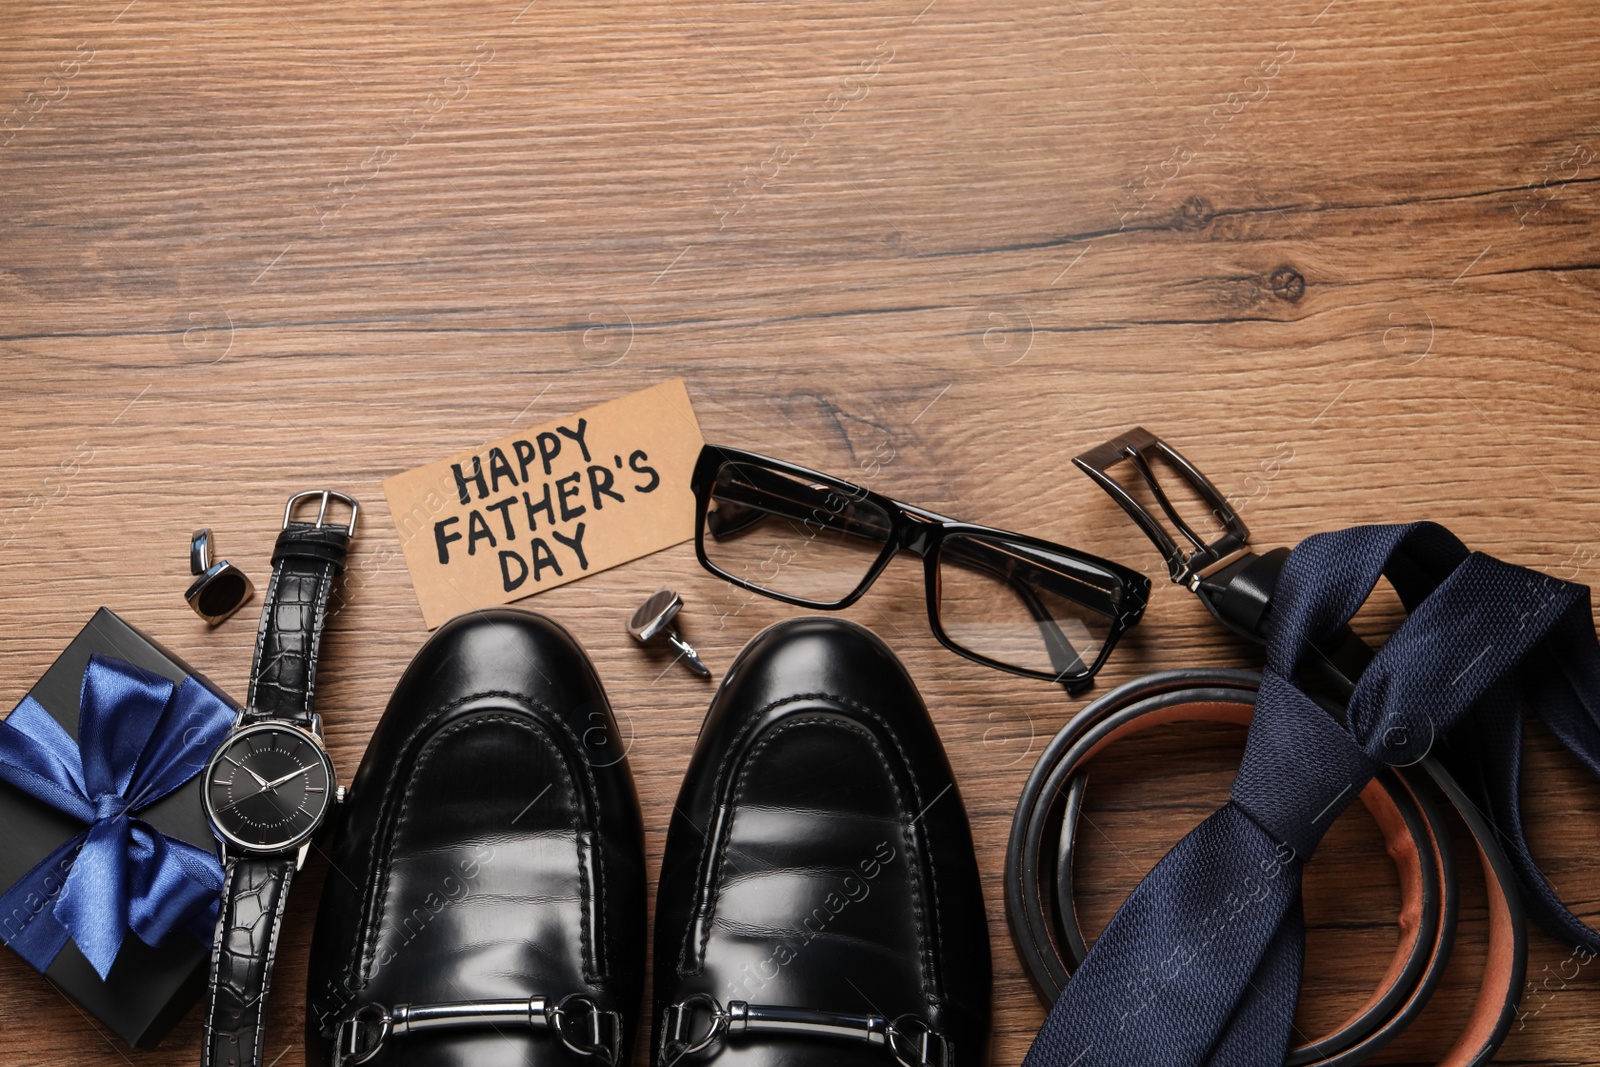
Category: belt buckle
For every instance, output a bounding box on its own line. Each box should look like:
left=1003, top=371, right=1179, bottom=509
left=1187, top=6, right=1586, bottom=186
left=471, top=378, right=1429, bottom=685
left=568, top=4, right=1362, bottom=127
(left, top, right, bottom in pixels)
left=1072, top=427, right=1249, bottom=589
left=283, top=489, right=359, bottom=536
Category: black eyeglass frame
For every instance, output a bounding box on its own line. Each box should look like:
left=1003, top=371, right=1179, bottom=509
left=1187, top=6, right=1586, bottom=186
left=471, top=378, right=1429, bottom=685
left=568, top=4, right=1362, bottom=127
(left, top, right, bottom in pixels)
left=690, top=444, right=1152, bottom=691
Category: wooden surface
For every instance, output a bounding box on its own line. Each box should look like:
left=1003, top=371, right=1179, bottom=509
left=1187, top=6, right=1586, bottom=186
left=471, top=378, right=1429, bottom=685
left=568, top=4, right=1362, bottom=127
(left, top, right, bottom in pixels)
left=2, top=0, right=1598, bottom=1063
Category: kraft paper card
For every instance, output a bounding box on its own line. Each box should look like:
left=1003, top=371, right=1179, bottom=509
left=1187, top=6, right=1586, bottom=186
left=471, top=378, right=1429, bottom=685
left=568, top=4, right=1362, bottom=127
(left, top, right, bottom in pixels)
left=384, top=379, right=704, bottom=628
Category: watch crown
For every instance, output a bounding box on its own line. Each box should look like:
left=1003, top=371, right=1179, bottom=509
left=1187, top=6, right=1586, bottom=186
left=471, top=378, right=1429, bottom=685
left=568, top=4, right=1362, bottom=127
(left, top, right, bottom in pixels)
left=336, top=785, right=348, bottom=804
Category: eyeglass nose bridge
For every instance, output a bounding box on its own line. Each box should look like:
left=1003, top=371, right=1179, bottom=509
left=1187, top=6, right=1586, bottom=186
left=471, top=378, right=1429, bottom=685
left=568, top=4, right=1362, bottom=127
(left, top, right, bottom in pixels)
left=893, top=502, right=958, bottom=558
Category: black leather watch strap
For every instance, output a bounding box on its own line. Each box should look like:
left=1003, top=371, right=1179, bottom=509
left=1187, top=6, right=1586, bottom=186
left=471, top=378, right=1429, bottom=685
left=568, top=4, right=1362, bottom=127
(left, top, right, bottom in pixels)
left=204, top=492, right=355, bottom=1067
left=246, top=521, right=351, bottom=725
left=202, top=857, right=298, bottom=1067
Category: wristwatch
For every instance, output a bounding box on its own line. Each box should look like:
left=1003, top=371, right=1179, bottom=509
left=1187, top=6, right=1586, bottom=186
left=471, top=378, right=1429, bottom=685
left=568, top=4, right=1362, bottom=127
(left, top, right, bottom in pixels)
left=199, top=491, right=358, bottom=1067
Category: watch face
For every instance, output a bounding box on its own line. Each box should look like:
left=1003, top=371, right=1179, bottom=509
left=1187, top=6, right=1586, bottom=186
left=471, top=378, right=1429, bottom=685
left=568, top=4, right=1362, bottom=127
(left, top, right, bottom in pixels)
left=203, top=722, right=335, bottom=852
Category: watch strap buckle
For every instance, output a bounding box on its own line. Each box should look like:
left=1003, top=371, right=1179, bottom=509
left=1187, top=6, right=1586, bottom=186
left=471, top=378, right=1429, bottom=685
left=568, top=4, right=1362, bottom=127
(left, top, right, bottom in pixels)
left=284, top=490, right=359, bottom=536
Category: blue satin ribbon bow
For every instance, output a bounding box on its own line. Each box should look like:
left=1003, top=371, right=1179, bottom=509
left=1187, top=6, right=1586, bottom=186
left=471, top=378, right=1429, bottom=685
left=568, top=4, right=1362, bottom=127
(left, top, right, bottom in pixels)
left=0, top=654, right=235, bottom=979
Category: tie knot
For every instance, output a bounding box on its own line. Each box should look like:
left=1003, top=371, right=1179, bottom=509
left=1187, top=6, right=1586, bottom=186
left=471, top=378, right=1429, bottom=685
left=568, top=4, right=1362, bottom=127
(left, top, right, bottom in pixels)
left=1230, top=670, right=1377, bottom=860
left=93, top=793, right=129, bottom=822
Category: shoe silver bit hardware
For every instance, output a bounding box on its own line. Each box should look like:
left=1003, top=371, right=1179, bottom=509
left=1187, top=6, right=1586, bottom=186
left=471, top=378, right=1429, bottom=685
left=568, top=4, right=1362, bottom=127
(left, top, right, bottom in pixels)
left=336, top=994, right=620, bottom=1067
left=184, top=528, right=255, bottom=626
left=628, top=587, right=711, bottom=678
left=659, top=996, right=948, bottom=1067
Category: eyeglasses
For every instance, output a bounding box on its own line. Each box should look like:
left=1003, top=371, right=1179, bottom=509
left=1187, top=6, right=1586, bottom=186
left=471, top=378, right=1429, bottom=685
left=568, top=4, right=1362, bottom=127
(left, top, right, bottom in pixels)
left=690, top=445, right=1151, bottom=692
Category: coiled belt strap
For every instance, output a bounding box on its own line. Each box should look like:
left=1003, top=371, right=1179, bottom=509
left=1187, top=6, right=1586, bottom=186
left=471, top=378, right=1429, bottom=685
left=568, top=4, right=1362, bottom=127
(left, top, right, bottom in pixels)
left=1006, top=669, right=1525, bottom=1066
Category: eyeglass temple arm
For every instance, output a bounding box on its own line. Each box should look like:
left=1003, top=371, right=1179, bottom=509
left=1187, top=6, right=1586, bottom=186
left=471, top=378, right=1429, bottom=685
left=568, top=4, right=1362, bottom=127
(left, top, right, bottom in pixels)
left=706, top=471, right=892, bottom=543
left=936, top=540, right=1089, bottom=686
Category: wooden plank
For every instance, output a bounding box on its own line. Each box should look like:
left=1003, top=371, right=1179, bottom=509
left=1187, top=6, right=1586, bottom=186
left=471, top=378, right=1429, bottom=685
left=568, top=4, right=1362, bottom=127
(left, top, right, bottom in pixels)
left=1, top=0, right=1597, bottom=1063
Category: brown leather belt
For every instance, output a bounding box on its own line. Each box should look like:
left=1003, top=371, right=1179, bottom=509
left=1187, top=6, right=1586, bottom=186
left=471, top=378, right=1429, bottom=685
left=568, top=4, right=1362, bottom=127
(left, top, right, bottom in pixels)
left=1005, top=668, right=1526, bottom=1066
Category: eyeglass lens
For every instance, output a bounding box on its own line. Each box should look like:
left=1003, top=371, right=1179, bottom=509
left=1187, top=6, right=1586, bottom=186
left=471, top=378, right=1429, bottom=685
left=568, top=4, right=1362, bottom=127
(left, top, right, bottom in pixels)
left=703, top=461, right=893, bottom=605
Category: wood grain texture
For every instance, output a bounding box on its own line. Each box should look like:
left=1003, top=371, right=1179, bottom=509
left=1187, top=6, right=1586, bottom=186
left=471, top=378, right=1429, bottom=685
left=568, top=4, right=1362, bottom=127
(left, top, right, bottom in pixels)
left=2, top=0, right=1598, bottom=1063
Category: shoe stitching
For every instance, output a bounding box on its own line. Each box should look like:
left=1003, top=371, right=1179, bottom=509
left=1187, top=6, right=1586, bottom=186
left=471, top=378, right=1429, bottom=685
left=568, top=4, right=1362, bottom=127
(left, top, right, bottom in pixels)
left=712, top=715, right=937, bottom=1005
left=677, top=692, right=946, bottom=1006
left=341, top=696, right=606, bottom=1001
left=366, top=713, right=584, bottom=986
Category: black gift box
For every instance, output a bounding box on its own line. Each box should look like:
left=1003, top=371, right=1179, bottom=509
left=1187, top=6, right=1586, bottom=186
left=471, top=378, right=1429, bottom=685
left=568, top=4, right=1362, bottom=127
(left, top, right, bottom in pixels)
left=0, top=608, right=238, bottom=1048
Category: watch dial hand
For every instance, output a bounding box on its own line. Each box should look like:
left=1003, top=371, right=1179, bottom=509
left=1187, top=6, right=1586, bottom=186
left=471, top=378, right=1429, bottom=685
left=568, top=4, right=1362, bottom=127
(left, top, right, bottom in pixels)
left=215, top=790, right=258, bottom=814
left=216, top=763, right=310, bottom=812
left=215, top=766, right=273, bottom=809
left=259, top=766, right=311, bottom=793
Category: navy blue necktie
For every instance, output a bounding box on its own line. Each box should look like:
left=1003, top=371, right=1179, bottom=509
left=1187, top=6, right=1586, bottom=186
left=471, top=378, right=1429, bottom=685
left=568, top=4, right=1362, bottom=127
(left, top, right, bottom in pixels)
left=1445, top=576, right=1600, bottom=954
left=1022, top=521, right=1600, bottom=1066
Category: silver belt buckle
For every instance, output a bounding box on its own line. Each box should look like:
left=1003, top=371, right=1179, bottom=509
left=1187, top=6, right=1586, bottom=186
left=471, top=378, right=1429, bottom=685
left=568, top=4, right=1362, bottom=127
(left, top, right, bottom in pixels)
left=1072, top=426, right=1251, bottom=589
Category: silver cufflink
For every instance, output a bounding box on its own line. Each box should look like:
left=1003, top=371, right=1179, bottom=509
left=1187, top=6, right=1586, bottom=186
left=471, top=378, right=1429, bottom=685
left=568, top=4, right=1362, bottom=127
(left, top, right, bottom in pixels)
left=185, top=529, right=255, bottom=625
left=628, top=588, right=710, bottom=678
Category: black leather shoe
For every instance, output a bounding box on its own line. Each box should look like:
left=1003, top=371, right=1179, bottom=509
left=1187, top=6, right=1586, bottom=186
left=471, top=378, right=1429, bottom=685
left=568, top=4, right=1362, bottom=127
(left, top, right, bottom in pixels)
left=651, top=618, right=991, bottom=1067
left=306, top=609, right=646, bottom=1067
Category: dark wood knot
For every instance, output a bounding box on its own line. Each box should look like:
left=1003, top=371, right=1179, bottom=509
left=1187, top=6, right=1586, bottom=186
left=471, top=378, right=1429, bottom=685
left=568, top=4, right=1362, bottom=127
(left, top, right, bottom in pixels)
left=1176, top=196, right=1213, bottom=230
left=1268, top=265, right=1305, bottom=302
